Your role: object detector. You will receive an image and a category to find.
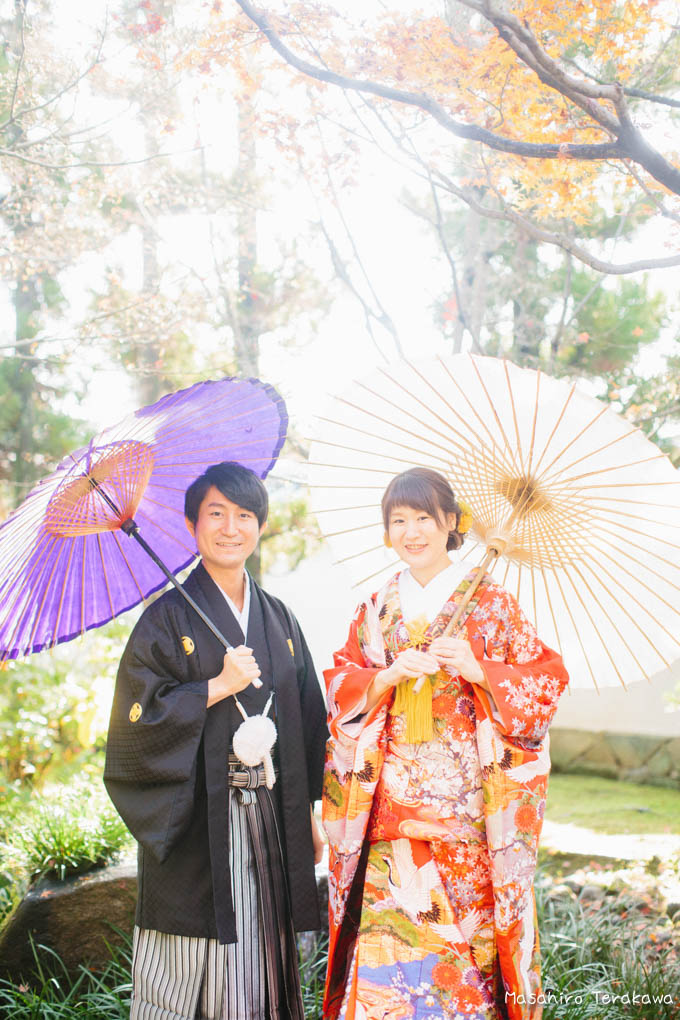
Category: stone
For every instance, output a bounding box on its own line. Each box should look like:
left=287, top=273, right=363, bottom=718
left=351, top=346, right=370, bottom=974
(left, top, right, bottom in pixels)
left=550, top=729, right=680, bottom=785
left=0, top=861, right=331, bottom=985
left=663, top=736, right=680, bottom=775
left=0, top=863, right=137, bottom=983
left=603, top=734, right=649, bottom=771
left=544, top=883, right=576, bottom=901
left=549, top=729, right=599, bottom=771
left=643, top=742, right=675, bottom=780
left=579, top=737, right=618, bottom=769
left=578, top=884, right=603, bottom=902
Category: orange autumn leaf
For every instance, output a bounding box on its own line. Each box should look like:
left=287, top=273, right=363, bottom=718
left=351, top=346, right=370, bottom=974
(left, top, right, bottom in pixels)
left=182, top=1, right=679, bottom=238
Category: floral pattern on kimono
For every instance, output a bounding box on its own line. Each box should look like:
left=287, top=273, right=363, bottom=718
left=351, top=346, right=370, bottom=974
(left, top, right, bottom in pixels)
left=322, top=570, right=569, bottom=1020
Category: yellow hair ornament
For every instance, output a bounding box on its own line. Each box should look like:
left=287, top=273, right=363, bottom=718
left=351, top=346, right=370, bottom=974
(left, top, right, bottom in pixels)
left=457, top=500, right=474, bottom=535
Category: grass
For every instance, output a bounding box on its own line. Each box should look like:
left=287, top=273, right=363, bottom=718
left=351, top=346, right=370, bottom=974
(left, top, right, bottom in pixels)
left=0, top=780, right=133, bottom=927
left=545, top=773, right=680, bottom=835
left=299, top=931, right=328, bottom=1019
left=537, top=876, right=680, bottom=1020
left=0, top=887, right=675, bottom=1020
left=11, top=801, right=130, bottom=883
left=0, top=938, right=131, bottom=1018
left=0, top=932, right=328, bottom=1020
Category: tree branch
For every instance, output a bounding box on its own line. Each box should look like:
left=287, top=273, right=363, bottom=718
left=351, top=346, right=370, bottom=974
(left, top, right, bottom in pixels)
left=430, top=168, right=680, bottom=274
left=234, top=0, right=680, bottom=196
left=425, top=171, right=482, bottom=353
left=563, top=56, right=680, bottom=109
left=550, top=250, right=572, bottom=362
left=0, top=146, right=200, bottom=171
left=234, top=1, right=621, bottom=157
left=620, top=86, right=680, bottom=109
left=321, top=86, right=680, bottom=277
left=0, top=22, right=107, bottom=134
left=8, top=1, right=27, bottom=125
left=318, top=218, right=397, bottom=361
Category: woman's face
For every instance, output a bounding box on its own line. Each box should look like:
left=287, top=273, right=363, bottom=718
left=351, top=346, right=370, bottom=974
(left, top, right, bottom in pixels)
left=387, top=503, right=455, bottom=583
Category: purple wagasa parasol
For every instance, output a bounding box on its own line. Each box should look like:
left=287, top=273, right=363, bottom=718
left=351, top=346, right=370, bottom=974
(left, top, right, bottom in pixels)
left=0, top=376, right=288, bottom=661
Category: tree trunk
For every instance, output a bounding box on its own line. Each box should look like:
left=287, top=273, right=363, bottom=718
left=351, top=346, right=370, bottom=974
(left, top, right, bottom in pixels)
left=235, top=92, right=260, bottom=379
left=11, top=272, right=39, bottom=501
left=235, top=91, right=263, bottom=579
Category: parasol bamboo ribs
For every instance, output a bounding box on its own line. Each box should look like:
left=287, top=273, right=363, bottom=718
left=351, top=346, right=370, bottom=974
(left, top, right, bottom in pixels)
left=90, top=476, right=233, bottom=651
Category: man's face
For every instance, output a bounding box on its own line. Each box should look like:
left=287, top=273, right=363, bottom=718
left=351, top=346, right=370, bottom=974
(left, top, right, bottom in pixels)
left=185, top=485, right=265, bottom=577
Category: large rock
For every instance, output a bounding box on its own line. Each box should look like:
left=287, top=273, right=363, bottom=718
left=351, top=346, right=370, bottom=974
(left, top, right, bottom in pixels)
left=0, top=862, right=137, bottom=983
left=549, top=729, right=598, bottom=771
left=577, top=735, right=619, bottom=778
left=603, top=733, right=648, bottom=772
left=0, top=861, right=330, bottom=985
left=643, top=740, right=679, bottom=782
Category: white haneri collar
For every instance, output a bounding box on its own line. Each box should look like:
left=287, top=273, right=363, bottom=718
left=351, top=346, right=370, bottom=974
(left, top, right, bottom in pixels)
left=218, top=570, right=251, bottom=640
left=398, top=559, right=470, bottom=625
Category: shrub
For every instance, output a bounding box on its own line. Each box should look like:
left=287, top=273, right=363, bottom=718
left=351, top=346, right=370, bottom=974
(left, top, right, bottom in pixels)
left=5, top=780, right=130, bottom=883
left=0, top=621, right=131, bottom=788
left=537, top=874, right=680, bottom=1019
left=0, top=936, right=131, bottom=1018
left=0, top=778, right=132, bottom=926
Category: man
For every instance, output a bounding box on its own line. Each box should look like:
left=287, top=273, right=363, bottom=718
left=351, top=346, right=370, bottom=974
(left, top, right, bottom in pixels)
left=104, top=461, right=327, bottom=1020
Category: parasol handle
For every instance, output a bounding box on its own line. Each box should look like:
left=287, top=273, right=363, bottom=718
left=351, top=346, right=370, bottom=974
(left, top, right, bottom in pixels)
left=121, top=520, right=233, bottom=651
left=441, top=544, right=501, bottom=638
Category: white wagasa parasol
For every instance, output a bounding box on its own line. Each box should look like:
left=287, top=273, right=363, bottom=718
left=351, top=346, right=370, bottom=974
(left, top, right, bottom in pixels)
left=308, top=354, right=680, bottom=690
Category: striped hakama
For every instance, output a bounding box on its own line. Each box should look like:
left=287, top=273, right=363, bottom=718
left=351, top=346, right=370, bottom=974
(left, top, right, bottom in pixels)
left=130, top=757, right=304, bottom=1020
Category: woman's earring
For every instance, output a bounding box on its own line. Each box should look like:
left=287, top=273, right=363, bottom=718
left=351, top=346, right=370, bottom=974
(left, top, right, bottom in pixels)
left=384, top=532, right=392, bottom=548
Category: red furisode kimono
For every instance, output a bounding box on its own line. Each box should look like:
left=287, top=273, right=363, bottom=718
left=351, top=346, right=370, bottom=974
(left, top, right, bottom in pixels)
left=322, top=569, right=569, bottom=1020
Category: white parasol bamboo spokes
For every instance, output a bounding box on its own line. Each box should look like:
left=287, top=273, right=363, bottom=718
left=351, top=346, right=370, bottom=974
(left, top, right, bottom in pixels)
left=308, top=354, right=680, bottom=690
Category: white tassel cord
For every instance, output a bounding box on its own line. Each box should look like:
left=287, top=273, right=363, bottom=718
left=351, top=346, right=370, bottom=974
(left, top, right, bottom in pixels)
left=232, top=692, right=277, bottom=789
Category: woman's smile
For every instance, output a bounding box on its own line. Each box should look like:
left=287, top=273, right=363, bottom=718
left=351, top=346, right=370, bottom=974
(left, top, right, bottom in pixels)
left=388, top=504, right=455, bottom=585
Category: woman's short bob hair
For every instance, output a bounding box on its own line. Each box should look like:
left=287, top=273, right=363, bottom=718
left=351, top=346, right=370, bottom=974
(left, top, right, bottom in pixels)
left=381, top=467, right=464, bottom=551
left=184, top=461, right=268, bottom=527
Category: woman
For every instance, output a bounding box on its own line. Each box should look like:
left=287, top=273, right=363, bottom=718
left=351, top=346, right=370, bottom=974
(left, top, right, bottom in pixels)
left=322, top=467, right=568, bottom=1020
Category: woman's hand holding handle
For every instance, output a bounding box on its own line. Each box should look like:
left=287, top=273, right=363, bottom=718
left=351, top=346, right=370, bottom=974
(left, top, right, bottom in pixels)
left=429, top=635, right=488, bottom=691
left=365, top=647, right=439, bottom=711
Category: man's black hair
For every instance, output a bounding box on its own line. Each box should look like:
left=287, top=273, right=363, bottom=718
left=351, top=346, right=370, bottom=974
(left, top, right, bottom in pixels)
left=184, top=462, right=269, bottom=526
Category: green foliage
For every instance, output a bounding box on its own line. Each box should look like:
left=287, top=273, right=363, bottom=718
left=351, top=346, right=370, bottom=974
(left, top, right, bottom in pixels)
left=557, top=273, right=666, bottom=376
left=7, top=787, right=130, bottom=884
left=298, top=932, right=328, bottom=1020
left=0, top=357, right=86, bottom=504
left=0, top=777, right=133, bottom=927
left=537, top=876, right=680, bottom=1019
left=0, top=619, right=133, bottom=788
left=259, top=494, right=322, bottom=574
left=0, top=937, right=131, bottom=1019
left=602, top=347, right=680, bottom=465
left=426, top=196, right=671, bottom=419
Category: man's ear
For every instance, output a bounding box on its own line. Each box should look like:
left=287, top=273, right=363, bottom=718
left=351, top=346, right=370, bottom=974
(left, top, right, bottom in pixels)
left=185, top=517, right=196, bottom=539
left=259, top=520, right=267, bottom=538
